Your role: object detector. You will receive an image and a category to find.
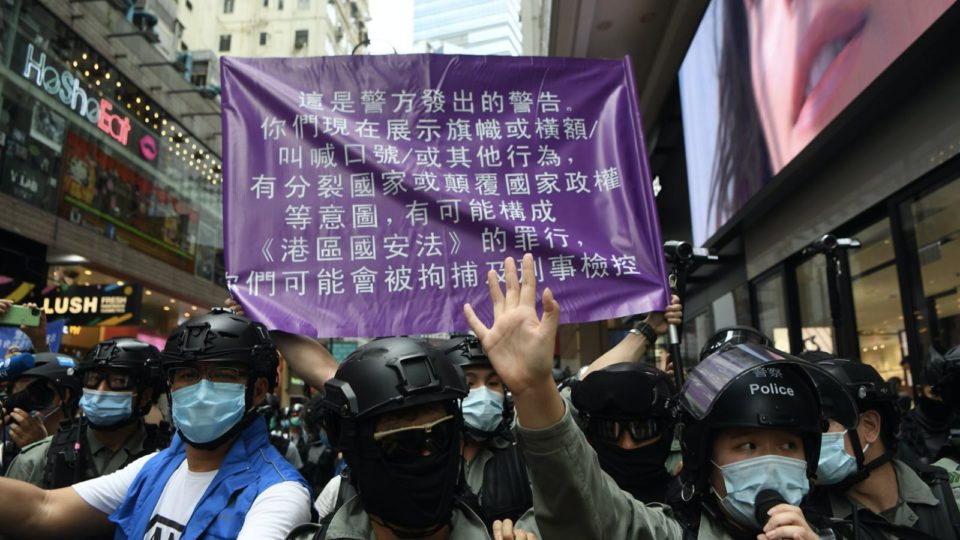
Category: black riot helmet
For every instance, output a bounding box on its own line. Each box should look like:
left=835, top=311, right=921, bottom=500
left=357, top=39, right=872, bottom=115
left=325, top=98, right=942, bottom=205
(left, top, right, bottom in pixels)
left=699, top=326, right=773, bottom=362
left=322, top=337, right=468, bottom=450
left=571, top=362, right=675, bottom=425
left=679, top=343, right=824, bottom=491
left=80, top=338, right=164, bottom=428
left=160, top=308, right=279, bottom=391
left=795, top=351, right=860, bottom=431
left=815, top=357, right=900, bottom=450
left=83, top=338, right=165, bottom=397
left=572, top=362, right=678, bottom=503
left=925, top=346, right=960, bottom=410
left=321, top=337, right=469, bottom=535
left=442, top=335, right=491, bottom=370
left=19, top=353, right=82, bottom=395
left=13, top=352, right=82, bottom=414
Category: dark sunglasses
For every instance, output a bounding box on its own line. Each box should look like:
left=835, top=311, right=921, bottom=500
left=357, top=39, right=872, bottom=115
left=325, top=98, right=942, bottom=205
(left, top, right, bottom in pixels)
left=372, top=415, right=456, bottom=464
left=588, top=418, right=660, bottom=444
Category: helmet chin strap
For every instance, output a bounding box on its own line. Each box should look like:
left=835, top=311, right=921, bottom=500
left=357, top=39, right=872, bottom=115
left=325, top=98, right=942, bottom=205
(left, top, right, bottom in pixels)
left=833, top=442, right=893, bottom=492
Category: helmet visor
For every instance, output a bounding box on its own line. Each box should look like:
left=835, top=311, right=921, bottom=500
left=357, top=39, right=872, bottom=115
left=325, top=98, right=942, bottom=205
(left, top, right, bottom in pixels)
left=681, top=343, right=793, bottom=420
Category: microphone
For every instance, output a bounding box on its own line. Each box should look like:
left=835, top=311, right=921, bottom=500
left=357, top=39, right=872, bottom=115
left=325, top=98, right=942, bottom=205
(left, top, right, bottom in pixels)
left=754, top=489, right=787, bottom=527
left=0, top=353, right=36, bottom=381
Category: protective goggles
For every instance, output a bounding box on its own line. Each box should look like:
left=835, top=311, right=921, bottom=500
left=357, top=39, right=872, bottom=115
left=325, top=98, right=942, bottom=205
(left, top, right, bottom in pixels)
left=372, top=414, right=456, bottom=464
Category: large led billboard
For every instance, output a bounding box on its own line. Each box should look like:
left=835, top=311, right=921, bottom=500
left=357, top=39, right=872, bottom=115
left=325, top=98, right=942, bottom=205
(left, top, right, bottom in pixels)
left=680, top=0, right=954, bottom=246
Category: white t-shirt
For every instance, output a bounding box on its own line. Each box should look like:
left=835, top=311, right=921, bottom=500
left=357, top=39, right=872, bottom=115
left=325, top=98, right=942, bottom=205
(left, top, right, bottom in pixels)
left=73, top=452, right=311, bottom=540
left=313, top=474, right=342, bottom=518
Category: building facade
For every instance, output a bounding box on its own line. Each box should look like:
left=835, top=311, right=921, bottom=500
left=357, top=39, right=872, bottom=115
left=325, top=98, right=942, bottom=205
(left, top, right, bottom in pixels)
left=0, top=0, right=225, bottom=353
left=413, top=0, right=522, bottom=55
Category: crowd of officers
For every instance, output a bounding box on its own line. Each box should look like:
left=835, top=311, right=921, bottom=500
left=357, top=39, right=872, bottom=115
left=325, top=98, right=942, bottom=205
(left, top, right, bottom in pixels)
left=0, top=254, right=958, bottom=539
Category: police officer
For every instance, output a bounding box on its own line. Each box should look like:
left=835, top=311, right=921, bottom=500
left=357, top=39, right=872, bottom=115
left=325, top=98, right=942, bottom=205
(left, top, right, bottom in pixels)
left=286, top=337, right=528, bottom=539
left=285, top=403, right=308, bottom=455
left=299, top=392, right=336, bottom=497
left=0, top=308, right=311, bottom=539
left=261, top=394, right=305, bottom=469
left=569, top=362, right=676, bottom=503
left=444, top=335, right=533, bottom=529
left=1, top=352, right=81, bottom=470
left=810, top=356, right=960, bottom=539
left=900, top=346, right=960, bottom=469
left=5, top=338, right=166, bottom=489
left=463, top=254, right=824, bottom=539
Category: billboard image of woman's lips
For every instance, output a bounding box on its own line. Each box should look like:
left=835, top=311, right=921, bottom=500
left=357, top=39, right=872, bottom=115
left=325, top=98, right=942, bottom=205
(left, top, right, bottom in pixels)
left=748, top=0, right=954, bottom=173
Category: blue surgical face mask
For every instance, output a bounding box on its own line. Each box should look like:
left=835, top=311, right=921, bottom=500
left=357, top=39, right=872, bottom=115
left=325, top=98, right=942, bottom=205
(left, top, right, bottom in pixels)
left=80, top=389, right=133, bottom=427
left=171, top=379, right=246, bottom=444
left=817, top=430, right=858, bottom=485
left=462, top=386, right=504, bottom=435
left=713, top=455, right=810, bottom=531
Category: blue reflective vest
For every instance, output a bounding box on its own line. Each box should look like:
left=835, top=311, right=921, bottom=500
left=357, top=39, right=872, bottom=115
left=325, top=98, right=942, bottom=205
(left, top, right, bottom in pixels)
left=110, top=416, right=308, bottom=539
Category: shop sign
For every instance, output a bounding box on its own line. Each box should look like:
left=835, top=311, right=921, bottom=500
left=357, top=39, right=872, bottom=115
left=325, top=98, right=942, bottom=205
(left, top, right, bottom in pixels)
left=41, top=284, right=143, bottom=326
left=20, top=44, right=157, bottom=162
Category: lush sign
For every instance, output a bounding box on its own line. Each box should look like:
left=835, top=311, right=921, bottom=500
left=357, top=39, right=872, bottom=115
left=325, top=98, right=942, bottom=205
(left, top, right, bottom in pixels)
left=41, top=284, right=143, bottom=326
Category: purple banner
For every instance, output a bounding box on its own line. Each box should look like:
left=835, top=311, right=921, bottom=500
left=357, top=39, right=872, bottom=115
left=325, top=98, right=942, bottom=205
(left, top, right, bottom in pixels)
left=221, top=54, right=669, bottom=337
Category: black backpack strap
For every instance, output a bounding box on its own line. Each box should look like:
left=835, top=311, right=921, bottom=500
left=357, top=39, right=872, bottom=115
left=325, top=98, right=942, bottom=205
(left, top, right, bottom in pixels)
left=43, top=420, right=88, bottom=489
left=915, top=463, right=960, bottom=539
left=140, top=422, right=161, bottom=454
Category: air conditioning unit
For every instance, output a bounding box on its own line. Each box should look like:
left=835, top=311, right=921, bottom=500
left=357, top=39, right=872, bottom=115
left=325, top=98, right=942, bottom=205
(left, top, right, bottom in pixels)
left=107, top=0, right=136, bottom=13
left=130, top=8, right=160, bottom=43
left=200, top=84, right=221, bottom=99
left=176, top=51, right=193, bottom=81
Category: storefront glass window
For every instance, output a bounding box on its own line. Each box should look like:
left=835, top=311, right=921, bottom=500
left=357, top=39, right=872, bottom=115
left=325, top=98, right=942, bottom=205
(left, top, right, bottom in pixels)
left=755, top=271, right=790, bottom=351
left=849, top=219, right=906, bottom=380
left=796, top=256, right=835, bottom=354
left=0, top=83, right=61, bottom=213
left=909, top=178, right=960, bottom=353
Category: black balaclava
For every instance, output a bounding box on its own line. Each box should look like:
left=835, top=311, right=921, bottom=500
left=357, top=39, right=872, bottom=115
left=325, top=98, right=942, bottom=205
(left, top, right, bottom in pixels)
left=349, top=415, right=463, bottom=538
left=592, top=433, right=672, bottom=503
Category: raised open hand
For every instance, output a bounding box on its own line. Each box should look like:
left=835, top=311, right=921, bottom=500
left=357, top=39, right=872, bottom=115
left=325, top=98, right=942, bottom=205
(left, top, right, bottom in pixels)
left=463, top=254, right=559, bottom=399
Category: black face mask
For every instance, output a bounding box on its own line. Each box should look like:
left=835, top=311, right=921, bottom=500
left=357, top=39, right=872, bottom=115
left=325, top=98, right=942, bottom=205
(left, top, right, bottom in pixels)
left=351, top=420, right=462, bottom=538
left=592, top=435, right=672, bottom=503
left=918, top=395, right=952, bottom=425
left=2, top=380, right=56, bottom=414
